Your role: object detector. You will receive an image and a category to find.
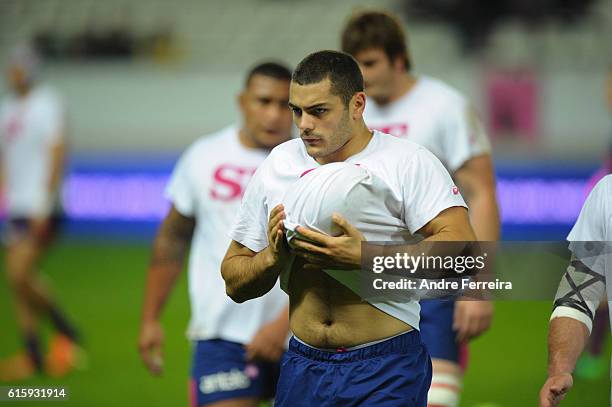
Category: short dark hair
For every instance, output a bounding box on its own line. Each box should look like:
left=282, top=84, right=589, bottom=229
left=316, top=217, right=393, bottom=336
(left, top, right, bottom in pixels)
left=245, top=61, right=292, bottom=87
left=341, top=10, right=412, bottom=71
left=292, top=50, right=364, bottom=106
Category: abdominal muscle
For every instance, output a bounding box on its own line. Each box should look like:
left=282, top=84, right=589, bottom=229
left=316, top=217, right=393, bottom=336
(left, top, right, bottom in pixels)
left=288, top=260, right=413, bottom=349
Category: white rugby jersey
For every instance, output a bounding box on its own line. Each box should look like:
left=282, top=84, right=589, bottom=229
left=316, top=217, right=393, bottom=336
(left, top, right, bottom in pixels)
left=230, top=131, right=466, bottom=329
left=166, top=125, right=287, bottom=343
left=0, top=85, right=65, bottom=217
left=567, top=175, right=611, bottom=242
left=363, top=76, right=490, bottom=173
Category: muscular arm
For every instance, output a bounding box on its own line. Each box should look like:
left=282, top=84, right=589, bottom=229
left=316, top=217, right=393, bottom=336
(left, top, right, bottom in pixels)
left=139, top=205, right=195, bottom=374
left=451, top=156, right=500, bottom=340
left=547, top=317, right=589, bottom=377
left=29, top=137, right=67, bottom=241
left=48, top=139, right=66, bottom=197
left=221, top=204, right=289, bottom=303
left=453, top=154, right=500, bottom=241
left=540, top=252, right=605, bottom=406
left=221, top=241, right=285, bottom=303
left=539, top=318, right=589, bottom=407
left=417, top=206, right=477, bottom=242
left=141, top=205, right=195, bottom=323
left=548, top=257, right=602, bottom=374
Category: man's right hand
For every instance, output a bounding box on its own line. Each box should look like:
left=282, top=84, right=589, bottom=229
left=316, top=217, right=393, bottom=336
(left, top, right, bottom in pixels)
left=539, top=373, right=573, bottom=407
left=264, top=204, right=290, bottom=267
left=138, top=320, right=164, bottom=376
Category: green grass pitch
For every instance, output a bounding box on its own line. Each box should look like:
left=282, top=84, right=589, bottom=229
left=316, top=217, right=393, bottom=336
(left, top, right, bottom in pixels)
left=0, top=241, right=608, bottom=406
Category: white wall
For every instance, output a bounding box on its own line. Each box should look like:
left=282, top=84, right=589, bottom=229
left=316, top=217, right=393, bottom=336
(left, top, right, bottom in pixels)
left=3, top=62, right=601, bottom=158
left=42, top=64, right=244, bottom=152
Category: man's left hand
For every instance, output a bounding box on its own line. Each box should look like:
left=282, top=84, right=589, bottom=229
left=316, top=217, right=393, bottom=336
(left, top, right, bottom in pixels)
left=244, top=319, right=287, bottom=363
left=291, top=213, right=365, bottom=270
left=453, top=300, right=494, bottom=342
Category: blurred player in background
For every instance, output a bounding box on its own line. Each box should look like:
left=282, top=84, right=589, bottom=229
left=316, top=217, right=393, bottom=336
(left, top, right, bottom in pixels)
left=341, top=10, right=500, bottom=407
left=138, top=61, right=293, bottom=407
left=539, top=174, right=611, bottom=407
left=0, top=44, right=80, bottom=381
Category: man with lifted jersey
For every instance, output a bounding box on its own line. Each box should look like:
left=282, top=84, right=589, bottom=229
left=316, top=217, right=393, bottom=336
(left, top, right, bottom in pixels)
left=222, top=50, right=476, bottom=406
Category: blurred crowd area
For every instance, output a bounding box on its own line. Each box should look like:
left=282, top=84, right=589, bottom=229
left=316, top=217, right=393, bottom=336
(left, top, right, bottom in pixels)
left=0, top=0, right=610, bottom=156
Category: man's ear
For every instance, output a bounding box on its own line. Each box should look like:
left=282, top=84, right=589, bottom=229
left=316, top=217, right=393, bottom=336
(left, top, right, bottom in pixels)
left=351, top=91, right=366, bottom=120
left=393, top=54, right=406, bottom=73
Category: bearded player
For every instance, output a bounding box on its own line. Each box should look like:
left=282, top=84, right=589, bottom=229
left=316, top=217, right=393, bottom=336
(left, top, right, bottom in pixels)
left=342, top=11, right=500, bottom=407
left=139, top=62, right=292, bottom=407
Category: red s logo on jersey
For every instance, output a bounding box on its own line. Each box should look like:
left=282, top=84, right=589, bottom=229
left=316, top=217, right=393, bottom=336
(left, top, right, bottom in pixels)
left=210, top=164, right=257, bottom=201
left=371, top=123, right=409, bottom=139
left=3, top=114, right=23, bottom=143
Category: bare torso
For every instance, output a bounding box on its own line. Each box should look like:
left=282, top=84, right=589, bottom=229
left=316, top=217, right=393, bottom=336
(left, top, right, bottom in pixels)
left=288, top=258, right=412, bottom=348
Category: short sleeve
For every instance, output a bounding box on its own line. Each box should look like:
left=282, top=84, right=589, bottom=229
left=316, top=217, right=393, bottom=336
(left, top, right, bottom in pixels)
left=229, top=159, right=270, bottom=253
left=442, top=101, right=491, bottom=173
left=165, top=150, right=197, bottom=217
left=402, top=148, right=467, bottom=233
left=567, top=176, right=610, bottom=276
left=567, top=176, right=609, bottom=242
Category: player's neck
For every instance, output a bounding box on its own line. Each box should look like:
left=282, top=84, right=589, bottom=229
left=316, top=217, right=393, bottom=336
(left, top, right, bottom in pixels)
left=385, top=73, right=417, bottom=105
left=238, top=128, right=269, bottom=151
left=316, top=124, right=372, bottom=165
left=14, top=84, right=32, bottom=98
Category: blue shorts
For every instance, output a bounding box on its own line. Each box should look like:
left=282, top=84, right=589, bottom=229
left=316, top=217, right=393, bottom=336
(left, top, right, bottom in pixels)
left=275, top=330, right=432, bottom=407
left=419, top=299, right=460, bottom=363
left=190, top=339, right=280, bottom=407
left=4, top=215, right=62, bottom=246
